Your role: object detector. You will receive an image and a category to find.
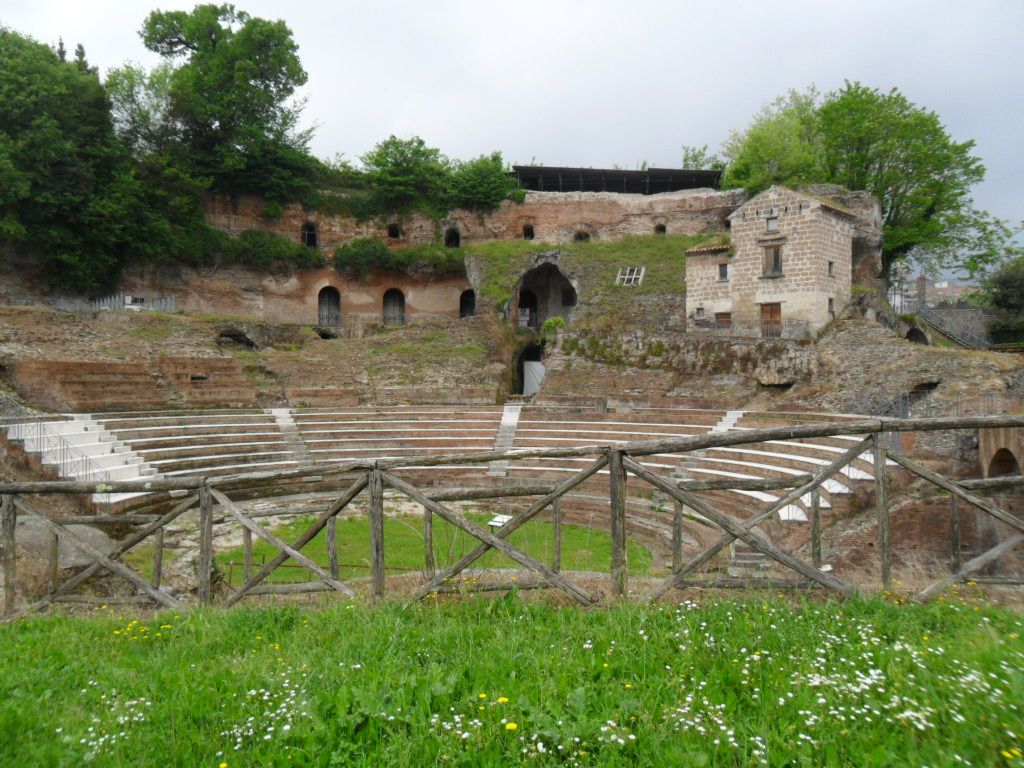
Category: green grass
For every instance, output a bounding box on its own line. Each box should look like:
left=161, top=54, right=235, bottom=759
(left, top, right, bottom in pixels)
left=1, top=597, right=1022, bottom=766
left=466, top=233, right=714, bottom=307
left=211, top=512, right=655, bottom=585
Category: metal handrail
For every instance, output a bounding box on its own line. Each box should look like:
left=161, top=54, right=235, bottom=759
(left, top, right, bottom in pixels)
left=0, top=393, right=111, bottom=503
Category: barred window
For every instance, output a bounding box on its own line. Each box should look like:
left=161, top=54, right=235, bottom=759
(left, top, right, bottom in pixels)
left=615, top=267, right=645, bottom=286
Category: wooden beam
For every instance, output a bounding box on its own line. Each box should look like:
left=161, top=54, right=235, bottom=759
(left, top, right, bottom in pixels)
left=197, top=484, right=213, bottom=605
left=885, top=449, right=1024, bottom=536
left=224, top=475, right=367, bottom=606
left=679, top=475, right=815, bottom=492
left=623, top=457, right=856, bottom=597
left=916, top=533, right=1024, bottom=602
left=1, top=495, right=15, bottom=618
left=551, top=498, right=562, bottom=574
left=368, top=470, right=385, bottom=600
left=47, top=531, right=59, bottom=594
left=326, top=516, right=339, bottom=579
left=151, top=527, right=164, bottom=590
left=383, top=471, right=594, bottom=605
left=242, top=527, right=253, bottom=582
left=649, top=436, right=871, bottom=599
left=950, top=495, right=961, bottom=570
left=810, top=489, right=822, bottom=570
left=672, top=500, right=684, bottom=574
left=609, top=450, right=628, bottom=597
left=211, top=488, right=355, bottom=599
left=410, top=455, right=608, bottom=601
left=874, top=434, right=891, bottom=589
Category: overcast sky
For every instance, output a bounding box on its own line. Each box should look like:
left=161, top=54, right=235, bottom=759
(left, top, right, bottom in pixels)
left=4, top=0, right=1023, bottom=237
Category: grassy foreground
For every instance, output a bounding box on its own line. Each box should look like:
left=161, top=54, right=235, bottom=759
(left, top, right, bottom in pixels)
left=1, top=597, right=1022, bottom=767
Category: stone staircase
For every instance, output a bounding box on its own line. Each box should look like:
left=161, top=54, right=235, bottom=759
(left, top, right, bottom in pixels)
left=487, top=403, right=524, bottom=477
left=268, top=408, right=314, bottom=468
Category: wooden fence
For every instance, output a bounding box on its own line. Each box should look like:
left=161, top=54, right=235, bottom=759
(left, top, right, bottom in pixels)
left=2, top=414, right=1023, bottom=620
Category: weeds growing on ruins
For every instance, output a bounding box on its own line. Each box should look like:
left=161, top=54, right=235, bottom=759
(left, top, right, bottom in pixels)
left=1, top=596, right=1022, bottom=767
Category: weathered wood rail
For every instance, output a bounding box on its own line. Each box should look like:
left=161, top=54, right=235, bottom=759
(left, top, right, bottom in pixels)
left=1, top=414, right=1023, bottom=620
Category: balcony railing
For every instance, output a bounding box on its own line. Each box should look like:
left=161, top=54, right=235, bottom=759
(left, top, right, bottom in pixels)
left=689, top=318, right=811, bottom=340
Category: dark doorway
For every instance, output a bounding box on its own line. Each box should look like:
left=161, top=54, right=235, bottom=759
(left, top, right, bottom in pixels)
left=445, top=228, right=461, bottom=248
left=387, top=223, right=402, bottom=239
left=301, top=222, right=318, bottom=249
left=513, top=342, right=544, bottom=395
left=318, top=286, right=341, bottom=327
left=516, top=263, right=576, bottom=330
left=654, top=224, right=667, bottom=235
left=573, top=231, right=590, bottom=242
left=989, top=448, right=1020, bottom=477
left=383, top=288, right=405, bottom=325
left=518, top=289, right=538, bottom=329
left=523, top=224, right=535, bottom=240
left=460, top=289, right=476, bottom=318
left=906, top=327, right=929, bottom=345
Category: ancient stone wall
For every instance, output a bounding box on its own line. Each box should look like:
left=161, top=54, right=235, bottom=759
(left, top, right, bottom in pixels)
left=686, top=187, right=854, bottom=333
left=204, top=188, right=747, bottom=253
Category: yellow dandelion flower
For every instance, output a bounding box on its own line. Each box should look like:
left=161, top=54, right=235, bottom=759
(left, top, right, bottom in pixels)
left=505, top=722, right=517, bottom=731
left=497, top=697, right=508, bottom=703
left=220, top=763, right=228, bottom=768
left=1002, top=751, right=1013, bottom=759
left=478, top=693, right=487, bottom=699
left=602, top=663, right=609, bottom=669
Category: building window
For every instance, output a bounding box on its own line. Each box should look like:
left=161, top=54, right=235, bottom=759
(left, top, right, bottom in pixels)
left=615, top=267, right=645, bottom=286
left=654, top=224, right=667, bottom=235
left=715, top=312, right=732, bottom=329
left=573, top=230, right=591, bottom=243
left=695, top=307, right=705, bottom=320
left=765, top=217, right=779, bottom=233
left=718, top=263, right=729, bottom=282
left=300, top=222, right=318, bottom=249
left=828, top=260, right=835, bottom=277
left=562, top=287, right=577, bottom=307
left=763, top=245, right=783, bottom=277
left=387, top=223, right=402, bottom=239
left=523, top=224, right=535, bottom=240
left=828, top=297, right=835, bottom=319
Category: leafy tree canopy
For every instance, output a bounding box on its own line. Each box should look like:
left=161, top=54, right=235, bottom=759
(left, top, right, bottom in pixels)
left=980, top=256, right=1024, bottom=315
left=720, top=83, right=1022, bottom=274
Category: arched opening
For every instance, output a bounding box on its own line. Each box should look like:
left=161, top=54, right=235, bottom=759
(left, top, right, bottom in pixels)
left=459, top=289, right=476, bottom=318
left=318, top=286, right=341, bottom=327
left=514, top=342, right=544, bottom=396
left=906, top=327, right=929, bottom=345
left=654, top=224, right=667, bottom=235
left=516, top=263, right=576, bottom=330
left=988, top=448, right=1020, bottom=477
left=383, top=288, right=405, bottom=325
left=573, top=231, right=590, bottom=243
left=523, top=224, right=535, bottom=240
left=300, top=222, right=318, bottom=249
left=387, top=223, right=402, bottom=239
left=444, top=228, right=461, bottom=248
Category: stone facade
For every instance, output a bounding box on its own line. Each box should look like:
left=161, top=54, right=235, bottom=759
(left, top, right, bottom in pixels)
left=204, top=187, right=747, bottom=252
left=685, top=187, right=857, bottom=336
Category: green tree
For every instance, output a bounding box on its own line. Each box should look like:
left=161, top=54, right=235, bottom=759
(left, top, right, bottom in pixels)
left=360, top=135, right=451, bottom=213
left=680, top=144, right=724, bottom=170
left=140, top=4, right=314, bottom=200
left=981, top=257, right=1024, bottom=315
left=0, top=28, right=139, bottom=290
left=449, top=152, right=523, bottom=210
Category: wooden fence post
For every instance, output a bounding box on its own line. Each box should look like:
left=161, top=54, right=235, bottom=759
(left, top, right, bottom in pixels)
left=151, top=527, right=164, bottom=590
left=551, top=497, right=562, bottom=574
left=810, top=489, right=822, bottom=570
left=950, top=495, right=961, bottom=570
left=672, top=500, right=684, bottom=574
left=423, top=505, right=435, bottom=577
left=242, top=527, right=253, bottom=583
left=609, top=450, right=627, bottom=598
left=2, top=495, right=15, bottom=618
left=368, top=469, right=385, bottom=600
left=197, top=483, right=213, bottom=605
left=326, top=517, right=340, bottom=580
left=47, top=531, right=59, bottom=594
left=873, top=435, right=891, bottom=590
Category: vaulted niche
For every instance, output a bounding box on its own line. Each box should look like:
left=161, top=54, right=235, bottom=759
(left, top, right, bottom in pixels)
left=515, top=263, right=576, bottom=330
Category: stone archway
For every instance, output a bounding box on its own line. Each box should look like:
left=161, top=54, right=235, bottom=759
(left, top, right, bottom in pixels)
left=989, top=448, right=1021, bottom=477
left=514, top=262, right=576, bottom=330
left=906, top=327, right=929, bottom=345
left=318, top=286, right=341, bottom=327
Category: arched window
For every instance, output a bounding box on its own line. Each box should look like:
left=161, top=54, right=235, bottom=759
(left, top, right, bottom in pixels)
left=654, top=224, right=667, bottom=235
left=906, top=328, right=929, bottom=345
left=989, top=448, right=1020, bottom=477
left=383, top=288, right=405, bottom=325
left=387, top=223, right=402, bottom=239
left=459, top=289, right=476, bottom=318
left=300, top=222, right=318, bottom=249
left=444, top=228, right=461, bottom=248
left=573, top=231, right=590, bottom=243
left=318, top=286, right=341, bottom=327
left=523, top=224, right=535, bottom=240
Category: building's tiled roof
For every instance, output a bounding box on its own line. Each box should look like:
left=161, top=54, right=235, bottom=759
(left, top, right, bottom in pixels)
left=686, top=242, right=732, bottom=256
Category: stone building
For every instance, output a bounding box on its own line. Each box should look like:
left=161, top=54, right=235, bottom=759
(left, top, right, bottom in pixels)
left=684, top=187, right=862, bottom=338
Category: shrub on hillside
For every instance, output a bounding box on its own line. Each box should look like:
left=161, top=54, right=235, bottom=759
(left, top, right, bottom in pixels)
left=333, top=238, right=464, bottom=279
left=225, top=230, right=325, bottom=270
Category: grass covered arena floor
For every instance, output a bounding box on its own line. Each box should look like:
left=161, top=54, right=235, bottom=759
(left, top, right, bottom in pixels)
left=1, top=595, right=1022, bottom=767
